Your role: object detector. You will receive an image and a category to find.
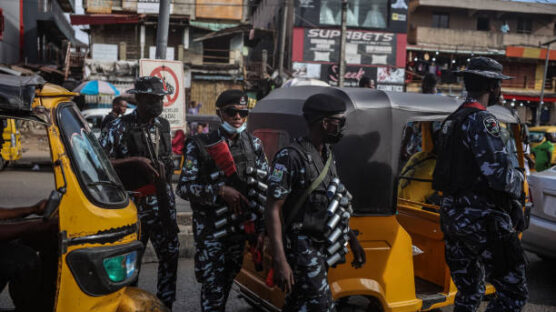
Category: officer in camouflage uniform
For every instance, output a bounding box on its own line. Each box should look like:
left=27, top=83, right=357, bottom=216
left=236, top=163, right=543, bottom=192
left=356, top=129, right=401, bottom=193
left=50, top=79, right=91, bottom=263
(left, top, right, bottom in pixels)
left=100, top=76, right=179, bottom=310
left=433, top=57, right=527, bottom=312
left=266, top=93, right=366, bottom=312
left=176, top=90, right=268, bottom=312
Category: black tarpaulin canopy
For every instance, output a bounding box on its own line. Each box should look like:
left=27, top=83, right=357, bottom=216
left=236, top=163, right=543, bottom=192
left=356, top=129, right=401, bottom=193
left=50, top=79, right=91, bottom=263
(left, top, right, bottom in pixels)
left=0, top=74, right=46, bottom=113
left=248, top=86, right=519, bottom=215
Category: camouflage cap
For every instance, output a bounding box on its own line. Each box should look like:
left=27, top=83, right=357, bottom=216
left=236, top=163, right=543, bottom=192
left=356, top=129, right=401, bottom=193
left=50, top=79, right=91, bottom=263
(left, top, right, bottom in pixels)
left=127, top=76, right=174, bottom=96
left=454, top=57, right=512, bottom=80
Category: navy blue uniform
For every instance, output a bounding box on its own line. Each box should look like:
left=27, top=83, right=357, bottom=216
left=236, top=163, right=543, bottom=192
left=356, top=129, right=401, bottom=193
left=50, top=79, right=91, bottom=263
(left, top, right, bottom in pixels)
left=100, top=111, right=179, bottom=308
left=439, top=101, right=527, bottom=312
left=176, top=128, right=268, bottom=312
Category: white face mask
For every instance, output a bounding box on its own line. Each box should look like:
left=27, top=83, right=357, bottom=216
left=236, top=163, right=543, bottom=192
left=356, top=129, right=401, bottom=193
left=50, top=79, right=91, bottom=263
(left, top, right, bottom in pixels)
left=221, top=121, right=247, bottom=134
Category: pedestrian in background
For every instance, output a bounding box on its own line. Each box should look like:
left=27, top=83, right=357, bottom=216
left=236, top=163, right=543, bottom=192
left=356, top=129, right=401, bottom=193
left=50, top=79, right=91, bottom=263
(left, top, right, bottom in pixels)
left=421, top=73, right=438, bottom=94
left=358, top=76, right=375, bottom=89
left=101, top=96, right=127, bottom=129
left=531, top=133, right=554, bottom=172
left=433, top=57, right=527, bottom=312
left=100, top=76, right=179, bottom=310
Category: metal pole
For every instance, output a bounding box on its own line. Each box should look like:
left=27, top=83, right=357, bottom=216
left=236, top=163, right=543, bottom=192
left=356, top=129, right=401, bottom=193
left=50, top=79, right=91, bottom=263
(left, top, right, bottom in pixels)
left=155, top=0, right=170, bottom=59
left=338, top=0, right=348, bottom=87
left=278, top=0, right=289, bottom=77
left=537, top=42, right=552, bottom=126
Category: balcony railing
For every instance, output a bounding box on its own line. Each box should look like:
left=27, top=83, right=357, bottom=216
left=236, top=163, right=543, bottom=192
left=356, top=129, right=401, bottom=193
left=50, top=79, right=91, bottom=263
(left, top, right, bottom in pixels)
left=408, top=26, right=555, bottom=51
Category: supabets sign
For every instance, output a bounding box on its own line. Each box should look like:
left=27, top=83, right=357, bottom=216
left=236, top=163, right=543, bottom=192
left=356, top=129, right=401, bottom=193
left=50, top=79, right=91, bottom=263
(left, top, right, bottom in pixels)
left=295, top=28, right=397, bottom=66
left=139, top=59, right=186, bottom=131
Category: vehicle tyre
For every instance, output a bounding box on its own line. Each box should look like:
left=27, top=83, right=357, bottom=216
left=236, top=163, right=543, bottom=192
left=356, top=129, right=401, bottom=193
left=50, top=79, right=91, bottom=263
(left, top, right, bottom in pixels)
left=0, top=156, right=6, bottom=171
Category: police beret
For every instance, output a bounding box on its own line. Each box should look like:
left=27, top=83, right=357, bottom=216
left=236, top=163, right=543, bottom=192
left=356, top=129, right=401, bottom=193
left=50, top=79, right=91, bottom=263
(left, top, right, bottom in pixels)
left=303, top=93, right=346, bottom=123
left=216, top=89, right=248, bottom=108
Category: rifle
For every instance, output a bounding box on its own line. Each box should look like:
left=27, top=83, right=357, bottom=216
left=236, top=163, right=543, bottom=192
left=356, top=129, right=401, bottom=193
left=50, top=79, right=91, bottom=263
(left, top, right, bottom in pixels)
left=142, top=127, right=179, bottom=236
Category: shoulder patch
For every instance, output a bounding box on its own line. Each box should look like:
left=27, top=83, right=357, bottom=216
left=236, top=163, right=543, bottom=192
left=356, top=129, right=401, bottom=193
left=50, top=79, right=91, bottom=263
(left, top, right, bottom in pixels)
left=269, top=163, right=287, bottom=183
left=483, top=117, right=500, bottom=137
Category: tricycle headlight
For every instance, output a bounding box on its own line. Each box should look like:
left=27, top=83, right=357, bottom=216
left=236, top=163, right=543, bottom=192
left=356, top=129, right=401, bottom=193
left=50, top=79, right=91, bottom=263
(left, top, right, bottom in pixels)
left=103, top=251, right=137, bottom=283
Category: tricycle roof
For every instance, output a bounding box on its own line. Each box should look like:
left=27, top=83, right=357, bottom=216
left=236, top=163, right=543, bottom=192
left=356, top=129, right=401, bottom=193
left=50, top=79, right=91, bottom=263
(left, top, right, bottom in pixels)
left=249, top=86, right=520, bottom=215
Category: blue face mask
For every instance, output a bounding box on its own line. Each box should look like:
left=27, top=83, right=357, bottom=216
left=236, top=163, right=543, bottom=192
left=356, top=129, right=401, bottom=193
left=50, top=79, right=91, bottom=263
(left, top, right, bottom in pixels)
left=222, top=121, right=247, bottom=134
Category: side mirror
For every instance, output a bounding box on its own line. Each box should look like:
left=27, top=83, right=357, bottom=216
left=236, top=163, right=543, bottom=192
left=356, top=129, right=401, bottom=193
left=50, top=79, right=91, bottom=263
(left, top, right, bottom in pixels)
left=43, top=190, right=62, bottom=221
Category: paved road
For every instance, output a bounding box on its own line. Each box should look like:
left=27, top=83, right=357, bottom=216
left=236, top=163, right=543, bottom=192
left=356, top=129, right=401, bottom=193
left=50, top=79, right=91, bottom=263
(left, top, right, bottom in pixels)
left=0, top=168, right=555, bottom=311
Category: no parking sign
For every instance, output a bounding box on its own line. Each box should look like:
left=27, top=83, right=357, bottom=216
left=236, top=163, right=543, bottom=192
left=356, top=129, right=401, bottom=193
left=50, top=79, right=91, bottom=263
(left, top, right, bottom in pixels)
left=139, top=59, right=186, bottom=131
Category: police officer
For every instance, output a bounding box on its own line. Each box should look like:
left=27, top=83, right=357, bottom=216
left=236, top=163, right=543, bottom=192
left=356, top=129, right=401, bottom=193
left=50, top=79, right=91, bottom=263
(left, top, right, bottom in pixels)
left=100, top=76, right=179, bottom=310
left=266, top=93, right=366, bottom=311
left=176, top=90, right=268, bottom=312
left=433, top=57, right=527, bottom=312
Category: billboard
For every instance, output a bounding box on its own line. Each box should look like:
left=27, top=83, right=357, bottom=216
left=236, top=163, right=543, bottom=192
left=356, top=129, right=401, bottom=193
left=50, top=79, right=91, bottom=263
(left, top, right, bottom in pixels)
left=139, top=59, right=186, bottom=131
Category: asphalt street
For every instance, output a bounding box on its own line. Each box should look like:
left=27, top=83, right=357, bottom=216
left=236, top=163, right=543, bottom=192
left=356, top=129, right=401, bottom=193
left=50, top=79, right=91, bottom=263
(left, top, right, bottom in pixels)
left=0, top=167, right=555, bottom=311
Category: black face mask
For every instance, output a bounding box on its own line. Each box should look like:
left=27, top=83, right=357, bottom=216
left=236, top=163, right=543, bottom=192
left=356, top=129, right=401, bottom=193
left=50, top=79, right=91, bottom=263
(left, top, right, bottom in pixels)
left=138, top=101, right=163, bottom=120
left=322, top=118, right=345, bottom=144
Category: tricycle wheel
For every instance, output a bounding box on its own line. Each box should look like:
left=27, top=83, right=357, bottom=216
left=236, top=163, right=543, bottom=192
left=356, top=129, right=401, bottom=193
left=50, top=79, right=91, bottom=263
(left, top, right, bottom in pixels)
left=0, top=157, right=6, bottom=171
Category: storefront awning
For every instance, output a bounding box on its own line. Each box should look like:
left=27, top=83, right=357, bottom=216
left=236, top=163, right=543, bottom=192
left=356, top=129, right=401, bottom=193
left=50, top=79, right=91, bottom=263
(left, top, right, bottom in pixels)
left=506, top=46, right=556, bottom=61
left=407, top=44, right=505, bottom=55
left=503, top=93, right=556, bottom=103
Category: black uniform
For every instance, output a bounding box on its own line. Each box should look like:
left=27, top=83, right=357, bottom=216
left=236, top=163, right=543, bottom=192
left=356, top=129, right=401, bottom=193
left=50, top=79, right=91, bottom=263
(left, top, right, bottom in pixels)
left=267, top=137, right=339, bottom=312
left=100, top=110, right=179, bottom=307
left=176, top=127, right=268, bottom=312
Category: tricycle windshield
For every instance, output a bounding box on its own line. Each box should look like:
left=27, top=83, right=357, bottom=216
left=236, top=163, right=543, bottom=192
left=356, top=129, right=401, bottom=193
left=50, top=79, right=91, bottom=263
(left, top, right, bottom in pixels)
left=57, top=103, right=128, bottom=207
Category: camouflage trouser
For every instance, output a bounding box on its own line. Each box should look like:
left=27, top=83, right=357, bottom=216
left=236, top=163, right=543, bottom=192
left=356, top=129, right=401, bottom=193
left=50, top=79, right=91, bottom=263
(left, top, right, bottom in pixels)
left=441, top=196, right=528, bottom=312
left=283, top=235, right=335, bottom=312
left=194, top=234, right=245, bottom=312
left=136, top=197, right=180, bottom=309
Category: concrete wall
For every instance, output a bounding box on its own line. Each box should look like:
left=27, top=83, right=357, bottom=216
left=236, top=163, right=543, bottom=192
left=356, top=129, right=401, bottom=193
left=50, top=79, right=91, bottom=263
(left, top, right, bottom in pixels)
left=0, top=0, right=20, bottom=64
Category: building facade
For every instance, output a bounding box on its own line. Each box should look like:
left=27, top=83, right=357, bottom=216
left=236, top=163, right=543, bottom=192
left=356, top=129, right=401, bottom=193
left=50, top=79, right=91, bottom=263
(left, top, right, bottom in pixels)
left=406, top=0, right=556, bottom=124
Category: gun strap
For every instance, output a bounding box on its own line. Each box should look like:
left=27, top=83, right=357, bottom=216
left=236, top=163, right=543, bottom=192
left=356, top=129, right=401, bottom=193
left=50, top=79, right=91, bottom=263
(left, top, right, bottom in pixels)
left=284, top=151, right=332, bottom=229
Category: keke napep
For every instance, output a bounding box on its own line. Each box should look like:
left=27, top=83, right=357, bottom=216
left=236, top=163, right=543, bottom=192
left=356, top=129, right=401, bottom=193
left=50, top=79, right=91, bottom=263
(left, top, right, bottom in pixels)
left=235, top=86, right=529, bottom=311
left=0, top=74, right=168, bottom=312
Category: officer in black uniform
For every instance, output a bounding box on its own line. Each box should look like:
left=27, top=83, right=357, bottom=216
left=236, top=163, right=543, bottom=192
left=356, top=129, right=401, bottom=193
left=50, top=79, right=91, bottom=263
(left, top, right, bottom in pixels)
left=266, top=93, right=366, bottom=312
left=100, top=76, right=179, bottom=310
left=176, top=90, right=268, bottom=312
left=433, top=57, right=527, bottom=312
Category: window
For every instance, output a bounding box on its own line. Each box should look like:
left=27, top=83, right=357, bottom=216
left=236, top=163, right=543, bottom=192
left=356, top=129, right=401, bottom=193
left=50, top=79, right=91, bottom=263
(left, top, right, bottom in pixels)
left=477, top=17, right=489, bottom=31
left=319, top=0, right=388, bottom=29
left=203, top=37, right=230, bottom=64
left=432, top=13, right=449, bottom=28
left=517, top=18, right=532, bottom=34
left=57, top=103, right=128, bottom=207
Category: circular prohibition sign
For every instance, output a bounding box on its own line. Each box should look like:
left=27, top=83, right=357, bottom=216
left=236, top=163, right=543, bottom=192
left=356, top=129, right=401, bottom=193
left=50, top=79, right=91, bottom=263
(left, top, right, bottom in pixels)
left=150, top=66, right=179, bottom=107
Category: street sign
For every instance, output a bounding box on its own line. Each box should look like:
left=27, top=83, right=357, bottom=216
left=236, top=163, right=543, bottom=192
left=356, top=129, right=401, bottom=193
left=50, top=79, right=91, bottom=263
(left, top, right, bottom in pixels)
left=139, top=59, right=186, bottom=131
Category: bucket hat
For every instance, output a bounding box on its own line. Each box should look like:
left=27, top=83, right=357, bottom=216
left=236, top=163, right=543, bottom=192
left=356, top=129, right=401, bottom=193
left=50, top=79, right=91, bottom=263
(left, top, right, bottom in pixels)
left=454, top=57, right=512, bottom=80
left=127, top=76, right=174, bottom=95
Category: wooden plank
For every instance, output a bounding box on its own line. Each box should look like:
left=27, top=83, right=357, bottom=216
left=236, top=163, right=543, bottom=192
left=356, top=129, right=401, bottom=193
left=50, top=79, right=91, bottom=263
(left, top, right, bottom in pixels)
left=190, top=81, right=242, bottom=115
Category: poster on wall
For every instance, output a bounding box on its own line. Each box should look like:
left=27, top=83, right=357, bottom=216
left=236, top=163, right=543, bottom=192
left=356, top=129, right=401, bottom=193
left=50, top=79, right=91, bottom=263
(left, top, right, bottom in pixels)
left=296, top=28, right=397, bottom=66
left=292, top=63, right=322, bottom=78
left=139, top=59, right=186, bottom=131
left=315, top=63, right=404, bottom=90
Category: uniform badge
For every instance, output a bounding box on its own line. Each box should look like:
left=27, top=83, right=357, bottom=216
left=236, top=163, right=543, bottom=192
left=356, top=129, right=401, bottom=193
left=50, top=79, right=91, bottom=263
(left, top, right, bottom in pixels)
left=269, top=163, right=286, bottom=183
left=483, top=117, right=500, bottom=137
left=239, top=95, right=248, bottom=106
left=185, top=156, right=194, bottom=169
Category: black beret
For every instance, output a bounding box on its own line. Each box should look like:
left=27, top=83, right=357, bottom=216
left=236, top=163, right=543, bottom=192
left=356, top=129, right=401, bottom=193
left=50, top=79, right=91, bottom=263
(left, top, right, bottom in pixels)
left=216, top=89, right=248, bottom=108
left=303, top=93, right=346, bottom=123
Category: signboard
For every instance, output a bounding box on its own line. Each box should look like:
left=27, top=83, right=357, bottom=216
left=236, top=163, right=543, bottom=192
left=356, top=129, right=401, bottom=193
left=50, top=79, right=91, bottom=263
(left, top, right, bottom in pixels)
left=86, top=0, right=112, bottom=13
left=293, top=62, right=405, bottom=90
left=92, top=44, right=118, bottom=61
left=294, top=28, right=397, bottom=66
left=148, top=46, right=175, bottom=60
left=137, top=0, right=173, bottom=13
left=295, top=0, right=408, bottom=33
left=139, top=59, right=186, bottom=131
left=196, top=0, right=243, bottom=20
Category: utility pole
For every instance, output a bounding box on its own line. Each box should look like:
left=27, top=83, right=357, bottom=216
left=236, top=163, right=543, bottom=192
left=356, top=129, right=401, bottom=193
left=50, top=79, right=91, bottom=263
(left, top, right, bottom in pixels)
left=536, top=38, right=556, bottom=126
left=338, top=0, right=348, bottom=87
left=156, top=0, right=170, bottom=59
left=278, top=0, right=290, bottom=77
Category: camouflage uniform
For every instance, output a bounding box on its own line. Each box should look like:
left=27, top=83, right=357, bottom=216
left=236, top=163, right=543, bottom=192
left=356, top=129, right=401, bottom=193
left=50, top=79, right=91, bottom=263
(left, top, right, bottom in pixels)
left=100, top=111, right=179, bottom=307
left=438, top=101, right=527, bottom=312
left=176, top=127, right=268, bottom=312
left=267, top=137, right=337, bottom=312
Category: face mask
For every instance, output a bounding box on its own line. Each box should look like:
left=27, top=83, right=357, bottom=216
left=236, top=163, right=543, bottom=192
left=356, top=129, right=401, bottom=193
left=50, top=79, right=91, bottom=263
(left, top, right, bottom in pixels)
left=222, top=121, right=247, bottom=134
left=322, top=120, right=344, bottom=144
